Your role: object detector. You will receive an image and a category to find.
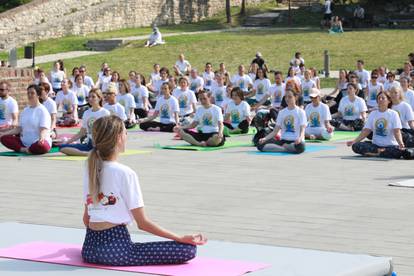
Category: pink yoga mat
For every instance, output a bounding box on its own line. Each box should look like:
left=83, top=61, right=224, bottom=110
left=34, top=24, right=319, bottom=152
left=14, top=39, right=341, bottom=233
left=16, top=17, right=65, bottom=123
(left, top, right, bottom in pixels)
left=0, top=241, right=270, bottom=276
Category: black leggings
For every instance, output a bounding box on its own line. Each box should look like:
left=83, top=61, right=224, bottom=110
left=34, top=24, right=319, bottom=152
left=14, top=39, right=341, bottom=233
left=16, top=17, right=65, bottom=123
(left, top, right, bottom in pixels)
left=124, top=120, right=137, bottom=129
left=183, top=130, right=225, bottom=147
left=402, top=129, right=414, bottom=147
left=134, top=108, right=148, bottom=119
left=352, top=141, right=403, bottom=159
left=257, top=138, right=305, bottom=154
left=331, top=118, right=365, bottom=131
left=224, top=120, right=249, bottom=133
left=140, top=121, right=176, bottom=132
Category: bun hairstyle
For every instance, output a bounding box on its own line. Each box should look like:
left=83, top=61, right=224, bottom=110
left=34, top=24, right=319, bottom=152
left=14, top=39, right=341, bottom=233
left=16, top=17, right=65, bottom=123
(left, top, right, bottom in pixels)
left=87, top=115, right=124, bottom=203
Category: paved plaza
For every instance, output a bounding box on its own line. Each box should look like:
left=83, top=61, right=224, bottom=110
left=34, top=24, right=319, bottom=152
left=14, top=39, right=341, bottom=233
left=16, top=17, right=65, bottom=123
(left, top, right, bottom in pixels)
left=0, top=130, right=413, bottom=275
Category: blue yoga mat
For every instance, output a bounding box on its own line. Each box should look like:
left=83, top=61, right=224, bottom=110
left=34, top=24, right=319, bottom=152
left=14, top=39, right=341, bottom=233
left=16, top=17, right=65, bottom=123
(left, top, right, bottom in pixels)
left=248, top=145, right=336, bottom=156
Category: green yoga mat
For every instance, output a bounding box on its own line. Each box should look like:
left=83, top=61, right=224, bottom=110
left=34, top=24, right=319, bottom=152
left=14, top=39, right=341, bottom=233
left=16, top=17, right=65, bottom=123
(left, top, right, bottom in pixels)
left=0, top=147, right=60, bottom=157
left=228, top=128, right=256, bottom=137
left=46, top=150, right=151, bottom=161
left=306, top=131, right=361, bottom=143
left=156, top=141, right=253, bottom=151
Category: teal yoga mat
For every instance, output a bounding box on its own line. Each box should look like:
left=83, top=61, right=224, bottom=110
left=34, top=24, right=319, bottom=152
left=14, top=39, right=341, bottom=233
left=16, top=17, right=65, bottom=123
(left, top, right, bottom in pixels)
left=156, top=141, right=253, bottom=151
left=249, top=145, right=336, bottom=156
left=306, top=131, right=360, bottom=143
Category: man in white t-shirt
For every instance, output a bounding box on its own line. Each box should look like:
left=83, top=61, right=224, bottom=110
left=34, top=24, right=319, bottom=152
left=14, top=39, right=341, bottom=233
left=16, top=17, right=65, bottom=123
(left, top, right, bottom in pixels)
left=231, top=65, right=253, bottom=94
left=174, top=91, right=225, bottom=147
left=0, top=81, right=18, bottom=131
left=79, top=65, right=95, bottom=90
left=173, top=54, right=191, bottom=76
left=189, top=69, right=204, bottom=95
left=322, top=0, right=332, bottom=28
left=355, top=60, right=370, bottom=90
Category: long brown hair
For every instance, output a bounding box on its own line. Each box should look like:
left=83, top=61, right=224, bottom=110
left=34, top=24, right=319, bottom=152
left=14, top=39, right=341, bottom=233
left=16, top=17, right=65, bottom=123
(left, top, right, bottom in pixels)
left=88, top=88, right=104, bottom=107
left=88, top=115, right=124, bottom=203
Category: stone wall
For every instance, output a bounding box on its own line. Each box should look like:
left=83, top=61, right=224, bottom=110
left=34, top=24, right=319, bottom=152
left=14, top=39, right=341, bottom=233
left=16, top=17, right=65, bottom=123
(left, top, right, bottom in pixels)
left=0, top=0, right=267, bottom=51
left=0, top=68, right=34, bottom=109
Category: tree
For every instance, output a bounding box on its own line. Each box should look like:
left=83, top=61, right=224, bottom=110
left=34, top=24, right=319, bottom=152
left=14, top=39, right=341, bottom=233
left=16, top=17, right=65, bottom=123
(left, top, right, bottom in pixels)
left=226, top=0, right=231, bottom=23
left=0, top=0, right=31, bottom=13
left=241, top=0, right=246, bottom=16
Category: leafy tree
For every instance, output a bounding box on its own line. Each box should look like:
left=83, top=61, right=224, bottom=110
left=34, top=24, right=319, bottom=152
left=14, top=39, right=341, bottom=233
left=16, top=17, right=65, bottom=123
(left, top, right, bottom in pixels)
left=0, top=0, right=32, bottom=13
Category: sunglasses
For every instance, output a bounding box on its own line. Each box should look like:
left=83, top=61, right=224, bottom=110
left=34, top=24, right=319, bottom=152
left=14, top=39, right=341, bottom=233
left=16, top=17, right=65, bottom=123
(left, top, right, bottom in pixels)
left=371, top=76, right=378, bottom=79
left=0, top=88, right=8, bottom=91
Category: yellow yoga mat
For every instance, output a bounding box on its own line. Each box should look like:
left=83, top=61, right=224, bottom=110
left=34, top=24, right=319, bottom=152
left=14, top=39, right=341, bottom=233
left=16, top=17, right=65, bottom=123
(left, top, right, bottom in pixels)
left=46, top=150, right=151, bottom=161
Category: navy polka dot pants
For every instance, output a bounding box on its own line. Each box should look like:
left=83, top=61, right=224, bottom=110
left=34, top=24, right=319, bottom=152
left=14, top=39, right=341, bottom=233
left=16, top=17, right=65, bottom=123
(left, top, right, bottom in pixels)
left=81, top=225, right=197, bottom=266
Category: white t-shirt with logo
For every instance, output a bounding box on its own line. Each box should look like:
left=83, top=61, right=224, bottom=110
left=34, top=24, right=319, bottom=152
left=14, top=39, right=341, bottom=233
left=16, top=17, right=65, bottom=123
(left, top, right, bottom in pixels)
left=366, top=82, right=384, bottom=108
left=131, top=85, right=149, bottom=109
left=231, top=74, right=253, bottom=92
left=83, top=161, right=144, bottom=224
left=117, top=93, right=136, bottom=120
left=194, top=105, right=223, bottom=133
left=365, top=109, right=401, bottom=147
left=225, top=101, right=250, bottom=128
left=150, top=72, right=161, bottom=84
left=153, top=79, right=169, bottom=96
left=103, top=103, right=127, bottom=121
left=253, top=78, right=271, bottom=102
left=155, top=96, right=179, bottom=124
left=72, top=84, right=90, bottom=106
left=82, top=108, right=110, bottom=139
left=305, top=102, right=332, bottom=132
left=83, top=76, right=95, bottom=90
left=42, top=97, right=57, bottom=115
left=189, top=76, right=204, bottom=92
left=172, top=88, right=197, bottom=116
left=19, top=104, right=51, bottom=147
left=403, top=89, right=414, bottom=110
left=0, top=96, right=18, bottom=126
left=99, top=75, right=112, bottom=93
left=210, top=85, right=227, bottom=107
left=392, top=102, right=414, bottom=129
left=383, top=80, right=400, bottom=92
left=276, top=106, right=307, bottom=141
left=202, top=71, right=215, bottom=90
left=356, top=69, right=370, bottom=89
left=268, top=83, right=286, bottom=108
left=175, top=60, right=191, bottom=74
left=301, top=79, right=316, bottom=102
left=50, top=70, right=65, bottom=90
left=338, top=96, right=367, bottom=120
left=55, top=90, right=78, bottom=113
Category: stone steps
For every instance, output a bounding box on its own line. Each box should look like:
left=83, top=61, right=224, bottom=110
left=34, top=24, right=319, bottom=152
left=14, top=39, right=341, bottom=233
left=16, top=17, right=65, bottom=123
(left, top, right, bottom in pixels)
left=244, top=12, right=280, bottom=27
left=85, top=39, right=125, bottom=51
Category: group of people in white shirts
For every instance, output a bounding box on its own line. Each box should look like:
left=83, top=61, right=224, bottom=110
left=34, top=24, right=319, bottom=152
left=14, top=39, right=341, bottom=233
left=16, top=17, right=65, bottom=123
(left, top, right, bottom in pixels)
left=0, top=53, right=414, bottom=158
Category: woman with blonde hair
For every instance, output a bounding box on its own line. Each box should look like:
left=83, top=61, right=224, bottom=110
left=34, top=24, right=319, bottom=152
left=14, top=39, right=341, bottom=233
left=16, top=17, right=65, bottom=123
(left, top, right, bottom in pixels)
left=82, top=115, right=206, bottom=266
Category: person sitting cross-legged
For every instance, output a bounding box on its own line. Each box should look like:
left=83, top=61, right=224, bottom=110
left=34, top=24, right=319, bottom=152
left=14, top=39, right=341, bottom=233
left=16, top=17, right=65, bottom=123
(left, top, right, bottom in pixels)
left=174, top=90, right=225, bottom=147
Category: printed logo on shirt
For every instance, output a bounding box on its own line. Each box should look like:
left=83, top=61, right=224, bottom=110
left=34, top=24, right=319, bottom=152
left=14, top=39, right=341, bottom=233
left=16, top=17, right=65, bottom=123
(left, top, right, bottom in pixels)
left=179, top=95, right=188, bottom=109
left=87, top=117, right=97, bottom=132
left=370, top=89, right=377, bottom=101
left=160, top=104, right=170, bottom=119
left=309, top=112, right=321, bottom=127
left=274, top=91, right=282, bottom=103
left=284, top=115, right=295, bottom=133
left=375, top=118, right=388, bottom=137
left=231, top=110, right=241, bottom=124
left=133, top=93, right=140, bottom=104
left=119, top=99, right=125, bottom=107
left=190, top=82, right=197, bottom=91
left=257, top=83, right=264, bottom=95
left=77, top=94, right=85, bottom=103
left=344, top=105, right=354, bottom=116
left=202, top=112, right=213, bottom=126
left=86, top=193, right=118, bottom=206
left=0, top=103, right=6, bottom=120
left=215, top=92, right=224, bottom=102
left=63, top=99, right=72, bottom=112
left=303, top=88, right=309, bottom=97
left=206, top=79, right=212, bottom=87
left=239, top=80, right=245, bottom=89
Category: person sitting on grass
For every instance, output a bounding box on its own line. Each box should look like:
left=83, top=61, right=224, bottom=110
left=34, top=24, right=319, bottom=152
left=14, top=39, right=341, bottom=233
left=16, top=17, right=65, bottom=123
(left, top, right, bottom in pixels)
left=257, top=90, right=306, bottom=154
left=223, top=87, right=251, bottom=136
left=173, top=53, right=191, bottom=76
left=305, top=88, right=334, bottom=141
left=144, top=27, right=165, bottom=48
left=331, top=83, right=367, bottom=131
left=59, top=89, right=109, bottom=156
left=139, top=83, right=179, bottom=132
left=390, top=86, right=414, bottom=148
left=0, top=84, right=51, bottom=155
left=82, top=115, right=206, bottom=267
left=55, top=79, right=79, bottom=127
left=329, top=16, right=344, bottom=34
left=347, top=91, right=406, bottom=159
left=174, top=91, right=225, bottom=147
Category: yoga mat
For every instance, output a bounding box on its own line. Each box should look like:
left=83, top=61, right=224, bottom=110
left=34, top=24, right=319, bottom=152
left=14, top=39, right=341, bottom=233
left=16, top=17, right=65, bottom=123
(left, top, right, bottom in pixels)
left=249, top=145, right=336, bottom=156
left=389, top=179, right=414, bottom=188
left=46, top=150, right=151, bottom=161
left=306, top=131, right=360, bottom=143
left=228, top=128, right=257, bottom=137
left=0, top=147, right=60, bottom=157
left=156, top=141, right=253, bottom=151
left=0, top=241, right=270, bottom=276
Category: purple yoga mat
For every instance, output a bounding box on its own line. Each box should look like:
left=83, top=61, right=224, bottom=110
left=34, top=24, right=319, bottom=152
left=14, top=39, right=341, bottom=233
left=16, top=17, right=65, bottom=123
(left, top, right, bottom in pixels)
left=0, top=241, right=270, bottom=276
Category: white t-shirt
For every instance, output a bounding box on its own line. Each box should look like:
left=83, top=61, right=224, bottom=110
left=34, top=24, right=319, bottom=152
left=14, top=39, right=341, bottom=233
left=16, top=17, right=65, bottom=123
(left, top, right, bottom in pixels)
left=268, top=83, right=286, bottom=108
left=131, top=85, right=149, bottom=109
left=231, top=74, right=253, bottom=92
left=366, top=82, right=384, bottom=107
left=378, top=75, right=387, bottom=84
left=82, top=107, right=110, bottom=139
left=19, top=104, right=51, bottom=147
left=83, top=161, right=144, bottom=225
left=225, top=101, right=250, bottom=128
left=0, top=96, right=18, bottom=126
left=55, top=90, right=78, bottom=112
left=50, top=70, right=65, bottom=90
left=175, top=60, right=191, bottom=74
left=117, top=93, right=136, bottom=120
left=338, top=96, right=367, bottom=120
left=202, top=71, right=215, bottom=90
left=403, top=89, right=414, bottom=110
left=392, top=102, right=414, bottom=129
left=99, top=75, right=112, bottom=92
left=356, top=69, right=370, bottom=89
left=305, top=102, right=332, bottom=131
left=365, top=109, right=401, bottom=147
left=383, top=80, right=400, bottom=92
left=172, top=88, right=197, bottom=116
left=150, top=72, right=161, bottom=84
left=325, top=0, right=332, bottom=14
left=189, top=76, right=204, bottom=92
left=103, top=103, right=127, bottom=121
left=42, top=97, right=57, bottom=115
left=301, top=79, right=316, bottom=102
left=194, top=105, right=223, bottom=133
left=83, top=76, right=95, bottom=90
left=155, top=96, right=179, bottom=124
left=72, top=84, right=90, bottom=106
left=285, top=76, right=302, bottom=86
left=276, top=106, right=307, bottom=141
left=153, top=79, right=169, bottom=95
left=253, top=78, right=271, bottom=101
left=210, top=85, right=227, bottom=107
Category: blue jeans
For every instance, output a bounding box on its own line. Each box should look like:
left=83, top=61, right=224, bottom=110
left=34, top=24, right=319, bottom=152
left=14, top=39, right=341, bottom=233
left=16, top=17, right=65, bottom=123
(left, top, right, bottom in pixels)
left=59, top=139, right=93, bottom=152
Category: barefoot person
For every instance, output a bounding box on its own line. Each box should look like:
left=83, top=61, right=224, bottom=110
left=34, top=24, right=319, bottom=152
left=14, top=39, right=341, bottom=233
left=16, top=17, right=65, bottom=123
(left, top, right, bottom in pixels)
left=82, top=115, right=206, bottom=266
left=174, top=90, right=225, bottom=147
